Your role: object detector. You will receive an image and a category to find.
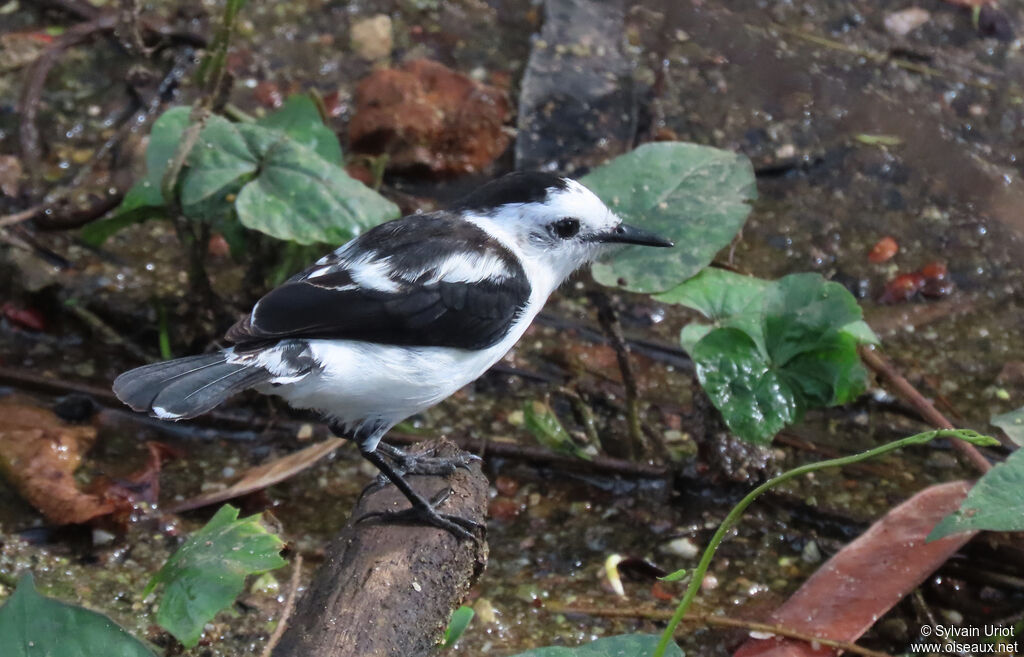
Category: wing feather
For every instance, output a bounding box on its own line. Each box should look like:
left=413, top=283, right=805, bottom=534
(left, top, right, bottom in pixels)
left=226, top=214, right=531, bottom=350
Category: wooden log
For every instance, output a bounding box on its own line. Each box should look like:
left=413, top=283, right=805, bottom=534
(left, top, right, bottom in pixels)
left=272, top=438, right=489, bottom=657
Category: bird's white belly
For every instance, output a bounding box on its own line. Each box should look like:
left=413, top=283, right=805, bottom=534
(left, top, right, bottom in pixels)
left=262, top=327, right=525, bottom=433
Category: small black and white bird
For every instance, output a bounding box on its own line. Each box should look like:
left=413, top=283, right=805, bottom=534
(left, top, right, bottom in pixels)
left=114, top=172, right=672, bottom=539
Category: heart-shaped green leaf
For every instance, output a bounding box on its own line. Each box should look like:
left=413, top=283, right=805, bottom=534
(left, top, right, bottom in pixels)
left=145, top=504, right=286, bottom=647
left=692, top=328, right=799, bottom=444
left=929, top=447, right=1024, bottom=540
left=992, top=406, right=1024, bottom=446
left=258, top=94, right=343, bottom=164
left=585, top=142, right=756, bottom=294
left=676, top=273, right=872, bottom=444
left=0, top=573, right=156, bottom=657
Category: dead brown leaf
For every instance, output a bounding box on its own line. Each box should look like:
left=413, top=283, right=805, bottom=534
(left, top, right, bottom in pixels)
left=348, top=59, right=512, bottom=175
left=0, top=398, right=113, bottom=524
left=733, top=481, right=975, bottom=657
left=168, top=438, right=344, bottom=512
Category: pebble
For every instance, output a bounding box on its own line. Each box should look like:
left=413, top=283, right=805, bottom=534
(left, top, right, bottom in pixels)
left=884, top=8, right=930, bottom=37
left=350, top=14, right=393, bottom=61
left=662, top=537, right=700, bottom=559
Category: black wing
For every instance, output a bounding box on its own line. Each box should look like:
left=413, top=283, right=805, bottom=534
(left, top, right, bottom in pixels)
left=226, top=214, right=531, bottom=350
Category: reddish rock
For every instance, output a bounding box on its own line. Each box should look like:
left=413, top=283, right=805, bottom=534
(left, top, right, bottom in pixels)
left=348, top=59, right=512, bottom=175
left=868, top=236, right=899, bottom=263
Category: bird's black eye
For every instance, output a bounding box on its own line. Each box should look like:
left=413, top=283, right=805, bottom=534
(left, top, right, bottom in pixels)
left=551, top=217, right=581, bottom=239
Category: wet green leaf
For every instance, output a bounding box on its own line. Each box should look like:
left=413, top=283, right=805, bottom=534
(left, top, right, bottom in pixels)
left=509, top=634, right=683, bottom=657
left=585, top=142, right=756, bottom=294
left=681, top=273, right=870, bottom=444
left=928, top=448, right=1024, bottom=541
left=259, top=94, right=343, bottom=164
left=442, top=605, right=475, bottom=648
left=992, top=406, right=1024, bottom=446
left=82, top=107, right=191, bottom=245
left=659, top=568, right=687, bottom=582
left=0, top=573, right=156, bottom=657
left=103, top=106, right=397, bottom=246
left=692, top=328, right=798, bottom=444
left=231, top=124, right=398, bottom=243
left=522, top=400, right=591, bottom=460
left=145, top=504, right=286, bottom=647
left=656, top=269, right=769, bottom=352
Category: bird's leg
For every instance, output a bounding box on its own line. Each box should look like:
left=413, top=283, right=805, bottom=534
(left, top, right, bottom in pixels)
left=375, top=442, right=481, bottom=477
left=358, top=449, right=483, bottom=542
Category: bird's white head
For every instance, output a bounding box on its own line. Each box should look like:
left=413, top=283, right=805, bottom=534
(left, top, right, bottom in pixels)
left=457, top=172, right=673, bottom=284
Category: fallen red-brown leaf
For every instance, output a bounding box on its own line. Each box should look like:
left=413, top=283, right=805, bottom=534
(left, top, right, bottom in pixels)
left=348, top=59, right=512, bottom=175
left=734, top=481, right=975, bottom=657
left=0, top=398, right=113, bottom=524
left=1, top=302, right=46, bottom=331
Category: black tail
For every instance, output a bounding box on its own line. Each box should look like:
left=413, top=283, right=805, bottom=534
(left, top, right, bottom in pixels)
left=113, top=353, right=271, bottom=420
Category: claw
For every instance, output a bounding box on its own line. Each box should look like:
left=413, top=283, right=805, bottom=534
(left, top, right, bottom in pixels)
left=357, top=488, right=484, bottom=543
left=358, top=448, right=485, bottom=543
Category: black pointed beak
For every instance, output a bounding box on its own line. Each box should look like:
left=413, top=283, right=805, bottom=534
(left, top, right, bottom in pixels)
left=591, top=223, right=674, bottom=247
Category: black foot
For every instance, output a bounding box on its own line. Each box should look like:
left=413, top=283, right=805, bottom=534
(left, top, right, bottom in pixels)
left=359, top=449, right=484, bottom=543
left=358, top=489, right=484, bottom=542
left=377, top=442, right=481, bottom=477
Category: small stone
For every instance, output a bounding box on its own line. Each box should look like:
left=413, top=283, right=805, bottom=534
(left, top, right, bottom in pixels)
left=884, top=8, right=930, bottom=37
left=775, top=144, right=796, bottom=159
left=92, top=528, right=116, bottom=546
left=801, top=540, right=821, bottom=564
left=350, top=14, right=393, bottom=61
left=473, top=597, right=497, bottom=624
left=662, top=537, right=700, bottom=559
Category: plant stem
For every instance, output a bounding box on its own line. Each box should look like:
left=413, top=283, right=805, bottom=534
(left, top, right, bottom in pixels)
left=652, top=429, right=994, bottom=657
left=859, top=346, right=991, bottom=474
left=196, top=0, right=246, bottom=100
left=549, top=605, right=894, bottom=657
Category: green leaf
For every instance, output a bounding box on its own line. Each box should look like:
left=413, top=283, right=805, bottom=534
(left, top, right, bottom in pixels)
left=146, top=504, right=286, bottom=647
left=88, top=107, right=191, bottom=245
left=692, top=328, right=799, bottom=444
left=656, top=269, right=769, bottom=352
left=232, top=124, right=398, bottom=243
left=659, top=569, right=687, bottom=582
left=585, top=142, right=756, bottom=294
left=177, top=119, right=397, bottom=244
left=762, top=274, right=864, bottom=365
left=79, top=206, right=166, bottom=247
left=259, top=94, right=343, bottom=164
left=179, top=115, right=259, bottom=216
left=522, top=400, right=592, bottom=460
left=509, top=634, right=684, bottom=657
left=126, top=105, right=194, bottom=211
left=682, top=273, right=869, bottom=444
left=928, top=448, right=1024, bottom=541
left=992, top=406, right=1024, bottom=446
left=840, top=320, right=880, bottom=346
left=109, top=106, right=397, bottom=246
left=442, top=605, right=475, bottom=648
left=0, top=573, right=156, bottom=657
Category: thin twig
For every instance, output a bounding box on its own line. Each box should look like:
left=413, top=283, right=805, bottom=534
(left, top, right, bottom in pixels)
left=548, top=604, right=894, bottom=657
left=590, top=292, right=658, bottom=459
left=261, top=554, right=303, bottom=657
left=19, top=13, right=119, bottom=175
left=859, top=346, right=991, bottom=474
left=2, top=46, right=192, bottom=229
left=66, top=302, right=158, bottom=363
